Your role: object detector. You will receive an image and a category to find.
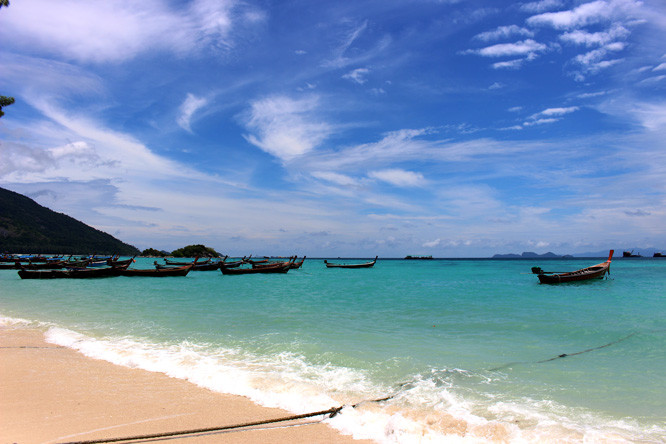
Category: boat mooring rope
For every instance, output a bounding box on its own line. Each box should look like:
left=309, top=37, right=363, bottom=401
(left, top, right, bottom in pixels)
left=535, top=331, right=636, bottom=364
left=58, top=396, right=394, bottom=444
left=54, top=328, right=664, bottom=443
left=489, top=331, right=638, bottom=371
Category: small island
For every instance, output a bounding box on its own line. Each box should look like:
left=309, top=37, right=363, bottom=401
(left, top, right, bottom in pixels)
left=491, top=252, right=573, bottom=259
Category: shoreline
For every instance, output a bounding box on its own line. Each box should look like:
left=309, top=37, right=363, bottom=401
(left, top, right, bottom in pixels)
left=0, top=326, right=373, bottom=444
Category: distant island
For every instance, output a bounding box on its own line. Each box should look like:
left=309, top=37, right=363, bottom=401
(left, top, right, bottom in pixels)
left=404, top=255, right=433, bottom=260
left=491, top=251, right=574, bottom=259
left=0, top=187, right=139, bottom=255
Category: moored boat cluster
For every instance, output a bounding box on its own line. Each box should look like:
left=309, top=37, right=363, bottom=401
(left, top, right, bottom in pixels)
left=0, top=253, right=314, bottom=279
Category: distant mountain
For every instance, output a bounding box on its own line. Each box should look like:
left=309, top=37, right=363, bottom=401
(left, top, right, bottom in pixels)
left=0, top=187, right=139, bottom=255
left=492, top=251, right=570, bottom=259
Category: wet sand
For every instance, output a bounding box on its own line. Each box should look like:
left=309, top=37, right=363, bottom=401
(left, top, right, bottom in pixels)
left=0, top=327, right=373, bottom=444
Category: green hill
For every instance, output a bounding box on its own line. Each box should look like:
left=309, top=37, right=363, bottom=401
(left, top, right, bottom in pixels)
left=0, top=187, right=139, bottom=255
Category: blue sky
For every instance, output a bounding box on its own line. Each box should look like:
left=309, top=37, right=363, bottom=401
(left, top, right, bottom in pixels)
left=1, top=0, right=665, bottom=257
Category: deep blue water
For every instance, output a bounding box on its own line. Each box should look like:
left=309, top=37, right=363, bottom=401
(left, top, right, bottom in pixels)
left=1, top=256, right=664, bottom=442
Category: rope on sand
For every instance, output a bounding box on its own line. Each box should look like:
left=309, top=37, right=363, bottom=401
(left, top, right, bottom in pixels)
left=58, top=396, right=394, bottom=444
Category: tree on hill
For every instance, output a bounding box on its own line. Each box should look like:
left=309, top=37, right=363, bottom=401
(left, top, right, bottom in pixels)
left=171, top=244, right=220, bottom=258
left=141, top=248, right=169, bottom=257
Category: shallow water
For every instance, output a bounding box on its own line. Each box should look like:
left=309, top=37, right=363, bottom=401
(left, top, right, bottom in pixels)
left=2, top=257, right=665, bottom=442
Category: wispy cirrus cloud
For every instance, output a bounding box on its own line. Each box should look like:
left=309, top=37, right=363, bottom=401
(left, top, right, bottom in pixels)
left=368, top=169, right=426, bottom=187
left=470, top=39, right=547, bottom=58
left=507, top=106, right=580, bottom=129
left=572, top=43, right=625, bottom=77
left=177, top=94, right=209, bottom=132
left=474, top=25, right=534, bottom=42
left=560, top=24, right=630, bottom=46
left=242, top=95, right=333, bottom=162
left=311, top=171, right=359, bottom=187
left=465, top=39, right=548, bottom=69
left=321, top=20, right=391, bottom=70
left=534, top=106, right=580, bottom=117
left=523, top=0, right=645, bottom=80
left=520, top=0, right=566, bottom=14
left=342, top=68, right=371, bottom=84
left=526, top=0, right=642, bottom=29
left=0, top=0, right=257, bottom=63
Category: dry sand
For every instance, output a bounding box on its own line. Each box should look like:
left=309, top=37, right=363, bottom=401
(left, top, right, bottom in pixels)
left=0, top=327, right=374, bottom=444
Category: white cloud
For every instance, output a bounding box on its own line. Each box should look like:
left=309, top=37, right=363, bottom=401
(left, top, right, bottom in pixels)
left=0, top=53, right=104, bottom=99
left=537, top=106, right=580, bottom=117
left=573, top=43, right=625, bottom=71
left=625, top=101, right=666, bottom=131
left=639, top=75, right=666, bottom=85
left=471, top=39, right=547, bottom=58
left=368, top=169, right=426, bottom=187
left=560, top=24, right=629, bottom=46
left=515, top=107, right=580, bottom=128
left=492, top=59, right=525, bottom=69
left=653, top=63, right=666, bottom=72
left=423, top=238, right=442, bottom=248
left=474, top=25, right=534, bottom=42
left=242, top=95, right=333, bottom=162
left=523, top=117, right=560, bottom=126
left=177, top=94, right=209, bottom=132
left=323, top=20, right=368, bottom=68
left=17, top=99, right=194, bottom=182
left=527, top=0, right=643, bottom=30
left=342, top=68, right=371, bottom=84
left=1, top=0, right=242, bottom=63
left=520, top=0, right=566, bottom=13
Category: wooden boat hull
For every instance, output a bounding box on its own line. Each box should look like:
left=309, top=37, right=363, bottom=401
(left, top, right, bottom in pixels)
left=324, top=256, right=377, bottom=269
left=221, top=264, right=291, bottom=275
left=18, top=264, right=129, bottom=279
left=122, top=264, right=193, bottom=277
left=536, top=251, right=613, bottom=284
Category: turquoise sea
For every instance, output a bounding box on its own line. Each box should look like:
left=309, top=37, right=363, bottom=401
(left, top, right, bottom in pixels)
left=1, top=257, right=665, bottom=443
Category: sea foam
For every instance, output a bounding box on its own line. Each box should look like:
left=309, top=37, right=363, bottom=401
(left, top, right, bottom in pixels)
left=37, top=323, right=663, bottom=443
left=0, top=308, right=661, bottom=443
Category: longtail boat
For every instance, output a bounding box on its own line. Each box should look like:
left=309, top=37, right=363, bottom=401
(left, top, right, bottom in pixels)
left=17, top=260, right=69, bottom=270
left=121, top=263, right=193, bottom=277
left=244, top=257, right=270, bottom=265
left=221, top=258, right=294, bottom=275
left=156, top=261, right=218, bottom=271
left=122, top=258, right=198, bottom=277
left=219, top=256, right=246, bottom=269
left=17, top=262, right=131, bottom=279
left=324, top=256, right=378, bottom=269
left=533, top=250, right=613, bottom=284
left=251, top=256, right=296, bottom=269
left=290, top=256, right=306, bottom=269
left=191, top=262, right=220, bottom=271
left=108, top=255, right=136, bottom=268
